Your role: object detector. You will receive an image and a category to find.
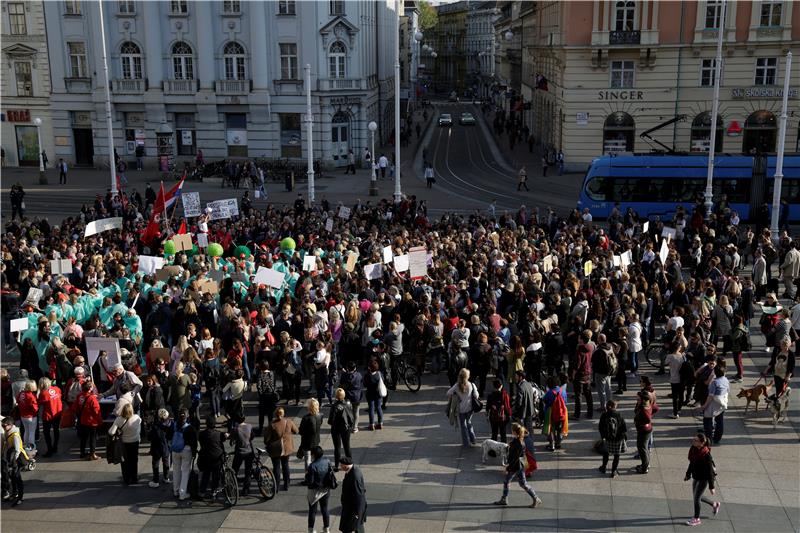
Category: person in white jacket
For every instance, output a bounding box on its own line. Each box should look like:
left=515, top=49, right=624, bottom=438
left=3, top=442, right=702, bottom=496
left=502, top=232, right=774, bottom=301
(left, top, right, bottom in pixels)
left=108, top=403, right=142, bottom=485
left=627, top=313, right=643, bottom=377
left=779, top=241, right=800, bottom=299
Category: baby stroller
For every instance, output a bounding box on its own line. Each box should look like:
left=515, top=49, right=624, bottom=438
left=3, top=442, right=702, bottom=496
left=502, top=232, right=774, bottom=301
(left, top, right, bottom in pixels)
left=531, top=383, right=545, bottom=428
left=20, top=443, right=37, bottom=472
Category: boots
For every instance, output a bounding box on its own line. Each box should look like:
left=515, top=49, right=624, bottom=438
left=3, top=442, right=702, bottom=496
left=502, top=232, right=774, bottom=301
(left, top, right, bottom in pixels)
left=493, top=496, right=508, bottom=506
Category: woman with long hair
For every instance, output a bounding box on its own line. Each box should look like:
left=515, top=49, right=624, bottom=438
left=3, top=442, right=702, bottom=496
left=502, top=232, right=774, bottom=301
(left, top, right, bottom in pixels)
left=684, top=433, right=720, bottom=526
left=446, top=368, right=479, bottom=448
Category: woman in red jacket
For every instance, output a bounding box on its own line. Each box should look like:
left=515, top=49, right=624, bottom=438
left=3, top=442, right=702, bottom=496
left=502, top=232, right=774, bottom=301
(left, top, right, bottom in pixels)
left=38, top=377, right=63, bottom=457
left=76, top=381, right=102, bottom=460
left=16, top=381, right=38, bottom=448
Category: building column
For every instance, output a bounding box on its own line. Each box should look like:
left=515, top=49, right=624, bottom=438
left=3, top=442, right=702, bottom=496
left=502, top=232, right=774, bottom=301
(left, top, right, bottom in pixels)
left=143, top=1, right=163, bottom=86
left=195, top=1, right=215, bottom=90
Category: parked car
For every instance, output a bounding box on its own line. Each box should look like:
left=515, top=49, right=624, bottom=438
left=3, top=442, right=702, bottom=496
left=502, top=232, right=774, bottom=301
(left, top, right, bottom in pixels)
left=438, top=113, right=453, bottom=127
left=459, top=112, right=476, bottom=126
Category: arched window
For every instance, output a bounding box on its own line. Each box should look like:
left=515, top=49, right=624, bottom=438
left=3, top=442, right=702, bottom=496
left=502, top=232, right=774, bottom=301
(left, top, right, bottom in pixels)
left=690, top=111, right=723, bottom=152
left=171, top=41, right=194, bottom=80
left=120, top=41, right=142, bottom=79
left=329, top=41, right=347, bottom=79
left=603, top=111, right=635, bottom=153
left=223, top=42, right=246, bottom=80
left=615, top=1, right=635, bottom=31
left=743, top=110, right=777, bottom=153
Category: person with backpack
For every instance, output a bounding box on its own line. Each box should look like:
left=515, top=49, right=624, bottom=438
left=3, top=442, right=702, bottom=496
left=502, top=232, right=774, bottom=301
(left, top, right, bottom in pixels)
left=328, top=388, right=355, bottom=470
left=486, top=379, right=511, bottom=443
left=305, top=445, right=336, bottom=533
left=447, top=368, right=480, bottom=448
left=230, top=414, right=255, bottom=496
left=542, top=375, right=568, bottom=452
left=684, top=433, right=720, bottom=526
left=339, top=361, right=363, bottom=433
left=255, top=360, right=277, bottom=434
left=201, top=348, right=222, bottom=419
left=597, top=400, right=627, bottom=478
left=591, top=336, right=616, bottom=414
left=171, top=409, right=198, bottom=502
left=493, top=423, right=542, bottom=508
left=512, top=371, right=537, bottom=436
left=2, top=417, right=26, bottom=506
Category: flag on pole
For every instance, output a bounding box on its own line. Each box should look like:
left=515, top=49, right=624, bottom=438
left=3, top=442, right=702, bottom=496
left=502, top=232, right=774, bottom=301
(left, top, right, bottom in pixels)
left=140, top=215, right=161, bottom=249
left=164, top=176, right=185, bottom=210
left=152, top=182, right=167, bottom=217
left=177, top=220, right=187, bottom=235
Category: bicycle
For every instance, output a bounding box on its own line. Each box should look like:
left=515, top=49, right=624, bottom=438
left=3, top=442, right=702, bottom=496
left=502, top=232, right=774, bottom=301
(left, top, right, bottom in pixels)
left=252, top=447, right=277, bottom=500
left=209, top=452, right=238, bottom=507
left=645, top=341, right=667, bottom=373
left=391, top=355, right=422, bottom=393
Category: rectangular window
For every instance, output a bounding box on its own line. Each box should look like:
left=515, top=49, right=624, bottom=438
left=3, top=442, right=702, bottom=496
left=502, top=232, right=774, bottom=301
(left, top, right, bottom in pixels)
left=170, top=0, right=187, bottom=14
left=8, top=2, right=26, bottom=34
left=700, top=59, right=717, bottom=87
left=68, top=42, right=88, bottom=78
left=330, top=0, right=344, bottom=15
left=610, top=60, right=635, bottom=88
left=64, top=0, right=81, bottom=15
left=280, top=43, right=298, bottom=80
left=704, top=0, right=722, bottom=29
left=15, top=62, right=33, bottom=96
left=760, top=1, right=782, bottom=26
left=754, top=57, right=777, bottom=85
left=118, top=1, right=135, bottom=14
left=280, top=114, right=302, bottom=158
left=278, top=0, right=296, bottom=14
left=175, top=113, right=196, bottom=156
left=615, top=1, right=635, bottom=31
left=223, top=0, right=240, bottom=14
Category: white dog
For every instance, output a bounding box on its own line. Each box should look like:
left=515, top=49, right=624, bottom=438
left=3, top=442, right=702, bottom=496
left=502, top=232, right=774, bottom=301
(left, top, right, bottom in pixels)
left=481, top=439, right=509, bottom=466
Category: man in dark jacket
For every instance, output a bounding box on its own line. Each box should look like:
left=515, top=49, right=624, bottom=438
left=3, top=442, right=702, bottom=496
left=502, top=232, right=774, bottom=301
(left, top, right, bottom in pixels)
left=339, top=361, right=363, bottom=433
left=339, top=456, right=367, bottom=533
left=512, top=371, right=536, bottom=435
left=198, top=415, right=226, bottom=496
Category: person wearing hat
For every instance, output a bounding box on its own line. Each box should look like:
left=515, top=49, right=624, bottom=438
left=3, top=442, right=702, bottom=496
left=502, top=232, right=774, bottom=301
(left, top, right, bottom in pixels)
left=338, top=456, right=367, bottom=533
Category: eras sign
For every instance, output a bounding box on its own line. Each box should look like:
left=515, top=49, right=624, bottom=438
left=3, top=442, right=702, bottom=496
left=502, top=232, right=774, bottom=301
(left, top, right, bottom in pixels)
left=598, top=90, right=644, bottom=101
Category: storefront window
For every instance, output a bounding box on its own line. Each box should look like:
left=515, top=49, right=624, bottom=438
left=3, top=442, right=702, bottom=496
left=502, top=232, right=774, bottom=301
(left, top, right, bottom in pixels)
left=602, top=112, right=635, bottom=154
left=690, top=111, right=723, bottom=152
left=280, top=114, right=302, bottom=158
left=176, top=113, right=196, bottom=155
left=743, top=110, right=777, bottom=154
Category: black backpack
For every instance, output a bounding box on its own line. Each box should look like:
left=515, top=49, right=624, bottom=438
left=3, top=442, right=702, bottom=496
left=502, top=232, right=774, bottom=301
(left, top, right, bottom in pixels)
left=603, top=414, right=620, bottom=441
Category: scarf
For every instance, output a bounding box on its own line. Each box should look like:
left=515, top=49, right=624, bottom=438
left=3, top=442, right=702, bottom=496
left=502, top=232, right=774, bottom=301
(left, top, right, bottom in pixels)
left=688, top=444, right=710, bottom=463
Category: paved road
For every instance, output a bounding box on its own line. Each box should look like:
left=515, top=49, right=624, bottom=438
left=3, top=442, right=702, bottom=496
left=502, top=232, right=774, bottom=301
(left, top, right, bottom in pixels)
left=424, top=102, right=582, bottom=213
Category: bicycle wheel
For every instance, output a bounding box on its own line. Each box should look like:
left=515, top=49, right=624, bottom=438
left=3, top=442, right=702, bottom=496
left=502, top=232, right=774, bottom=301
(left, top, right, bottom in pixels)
left=645, top=343, right=665, bottom=369
left=257, top=465, right=277, bottom=500
left=222, top=467, right=239, bottom=507
left=403, top=366, right=421, bottom=392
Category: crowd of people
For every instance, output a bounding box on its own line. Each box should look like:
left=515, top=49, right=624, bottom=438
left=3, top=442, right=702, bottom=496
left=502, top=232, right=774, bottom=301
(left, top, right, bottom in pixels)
left=1, top=181, right=798, bottom=529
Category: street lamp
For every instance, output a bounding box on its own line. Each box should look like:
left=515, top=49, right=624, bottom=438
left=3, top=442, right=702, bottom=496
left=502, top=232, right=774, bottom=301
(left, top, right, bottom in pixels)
left=368, top=121, right=378, bottom=196
left=34, top=117, right=46, bottom=184
left=505, top=30, right=514, bottom=41
left=414, top=31, right=423, bottom=42
left=422, top=44, right=430, bottom=52
left=393, top=0, right=402, bottom=203
left=431, top=51, right=438, bottom=58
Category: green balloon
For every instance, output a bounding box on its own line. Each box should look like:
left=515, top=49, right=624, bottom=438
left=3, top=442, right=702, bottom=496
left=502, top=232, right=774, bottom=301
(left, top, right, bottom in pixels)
left=233, top=245, right=251, bottom=260
left=163, top=240, right=176, bottom=255
left=280, top=237, right=296, bottom=252
left=208, top=243, right=224, bottom=257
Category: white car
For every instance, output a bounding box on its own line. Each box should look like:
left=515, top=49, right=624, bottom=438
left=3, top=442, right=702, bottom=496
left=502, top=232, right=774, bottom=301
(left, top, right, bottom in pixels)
left=438, top=113, right=453, bottom=127
left=460, top=112, right=476, bottom=125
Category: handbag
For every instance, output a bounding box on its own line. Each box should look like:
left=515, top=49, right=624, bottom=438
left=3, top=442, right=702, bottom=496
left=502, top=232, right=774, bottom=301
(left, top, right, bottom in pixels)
left=377, top=374, right=388, bottom=398
left=107, top=419, right=128, bottom=465
left=471, top=384, right=484, bottom=413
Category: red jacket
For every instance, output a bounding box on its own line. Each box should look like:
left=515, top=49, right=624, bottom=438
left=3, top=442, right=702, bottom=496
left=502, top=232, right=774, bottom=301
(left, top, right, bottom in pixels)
left=38, top=386, right=63, bottom=421
left=77, top=391, right=102, bottom=427
left=16, top=391, right=38, bottom=419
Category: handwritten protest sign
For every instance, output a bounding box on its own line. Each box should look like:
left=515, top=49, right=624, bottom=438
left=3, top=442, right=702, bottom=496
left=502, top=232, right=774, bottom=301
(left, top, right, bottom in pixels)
left=303, top=255, right=317, bottom=272
left=345, top=252, right=358, bottom=273
left=409, top=246, right=428, bottom=279
left=182, top=192, right=201, bottom=218
left=196, top=233, right=209, bottom=248
left=338, top=206, right=351, bottom=219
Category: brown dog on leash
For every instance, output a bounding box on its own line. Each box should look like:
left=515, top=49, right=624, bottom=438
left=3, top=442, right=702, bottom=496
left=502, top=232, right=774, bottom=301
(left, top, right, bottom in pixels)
left=737, top=384, right=769, bottom=413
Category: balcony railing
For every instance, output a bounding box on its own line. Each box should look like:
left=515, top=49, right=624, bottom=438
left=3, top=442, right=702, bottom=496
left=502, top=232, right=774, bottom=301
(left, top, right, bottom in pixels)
left=318, top=78, right=366, bottom=91
left=272, top=79, right=304, bottom=96
left=111, top=78, right=145, bottom=94
left=64, top=77, right=92, bottom=93
left=163, top=79, right=197, bottom=95
left=215, top=79, right=250, bottom=95
left=609, top=30, right=641, bottom=45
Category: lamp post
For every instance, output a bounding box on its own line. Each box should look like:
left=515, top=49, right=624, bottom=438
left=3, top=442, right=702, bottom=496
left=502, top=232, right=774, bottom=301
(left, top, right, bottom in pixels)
left=97, top=0, right=117, bottom=195
left=704, top=0, right=726, bottom=219
left=305, top=64, right=315, bottom=204
left=369, top=121, right=378, bottom=196
left=34, top=117, right=46, bottom=184
left=411, top=30, right=423, bottom=103
left=769, top=51, right=792, bottom=245
left=393, top=0, right=402, bottom=203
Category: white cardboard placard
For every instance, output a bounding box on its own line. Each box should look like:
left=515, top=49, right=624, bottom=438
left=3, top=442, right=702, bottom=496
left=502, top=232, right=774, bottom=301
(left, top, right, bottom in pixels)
left=659, top=239, right=670, bottom=264
left=661, top=226, right=676, bottom=242
left=196, top=233, right=209, bottom=248
left=363, top=263, right=383, bottom=280
left=84, top=217, right=122, bottom=237
left=382, top=246, right=393, bottom=264
left=10, top=318, right=28, bottom=333
left=138, top=255, right=165, bottom=275
left=182, top=192, right=201, bottom=218
left=642, top=221, right=649, bottom=234
left=325, top=218, right=334, bottom=232
left=337, top=206, right=351, bottom=219
left=302, top=255, right=317, bottom=272
left=254, top=267, right=284, bottom=289
left=394, top=254, right=409, bottom=273
left=408, top=246, right=427, bottom=279
left=24, top=288, right=43, bottom=306
left=50, top=259, right=72, bottom=275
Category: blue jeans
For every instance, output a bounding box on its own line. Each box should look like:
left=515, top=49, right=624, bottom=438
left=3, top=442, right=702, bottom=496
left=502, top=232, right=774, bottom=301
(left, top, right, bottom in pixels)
left=629, top=350, right=639, bottom=373
left=703, top=412, right=724, bottom=443
left=502, top=465, right=537, bottom=499
left=458, top=412, right=476, bottom=447
left=367, top=398, right=383, bottom=425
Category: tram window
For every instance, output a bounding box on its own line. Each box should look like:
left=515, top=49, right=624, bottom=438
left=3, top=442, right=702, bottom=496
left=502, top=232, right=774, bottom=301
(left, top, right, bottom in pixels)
left=586, top=177, right=611, bottom=201
left=713, top=179, right=749, bottom=203
left=766, top=179, right=800, bottom=204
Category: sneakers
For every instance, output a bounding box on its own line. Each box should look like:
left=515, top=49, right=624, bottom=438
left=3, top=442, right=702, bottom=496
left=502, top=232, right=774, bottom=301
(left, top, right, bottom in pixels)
left=351, top=427, right=359, bottom=433
left=493, top=497, right=508, bottom=506
left=148, top=481, right=160, bottom=489
left=686, top=518, right=701, bottom=526
left=610, top=470, right=620, bottom=478
left=713, top=502, right=721, bottom=515
left=530, top=496, right=543, bottom=508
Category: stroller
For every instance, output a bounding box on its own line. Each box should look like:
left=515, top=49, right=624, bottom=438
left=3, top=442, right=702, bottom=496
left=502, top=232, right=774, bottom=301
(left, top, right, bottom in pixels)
left=19, top=443, right=37, bottom=472
left=530, top=383, right=545, bottom=428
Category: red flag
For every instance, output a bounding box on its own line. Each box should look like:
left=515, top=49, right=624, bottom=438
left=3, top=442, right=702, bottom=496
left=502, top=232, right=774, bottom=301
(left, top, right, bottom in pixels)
left=152, top=182, right=167, bottom=217
left=140, top=217, right=161, bottom=249
left=177, top=220, right=187, bottom=235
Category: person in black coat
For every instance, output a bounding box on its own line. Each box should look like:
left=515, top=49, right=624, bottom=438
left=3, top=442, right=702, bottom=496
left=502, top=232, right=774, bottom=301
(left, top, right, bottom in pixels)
left=198, top=416, right=226, bottom=496
left=339, top=457, right=366, bottom=533
left=147, top=409, right=173, bottom=488
left=339, top=361, right=363, bottom=432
